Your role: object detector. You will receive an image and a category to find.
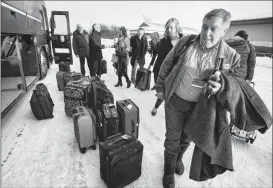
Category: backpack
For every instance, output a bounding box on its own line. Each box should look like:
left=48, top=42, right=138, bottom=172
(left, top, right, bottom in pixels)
left=30, top=83, right=54, bottom=120
left=88, top=78, right=114, bottom=111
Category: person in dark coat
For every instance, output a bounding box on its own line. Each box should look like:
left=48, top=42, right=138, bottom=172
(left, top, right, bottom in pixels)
left=148, top=18, right=183, bottom=116
left=89, top=23, right=106, bottom=78
left=129, top=28, right=148, bottom=84
left=226, top=30, right=256, bottom=84
left=72, top=24, right=90, bottom=76
left=155, top=9, right=241, bottom=188
left=148, top=32, right=161, bottom=86
left=113, top=26, right=131, bottom=88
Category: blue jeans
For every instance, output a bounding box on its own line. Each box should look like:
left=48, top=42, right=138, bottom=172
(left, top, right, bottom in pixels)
left=164, top=93, right=196, bottom=160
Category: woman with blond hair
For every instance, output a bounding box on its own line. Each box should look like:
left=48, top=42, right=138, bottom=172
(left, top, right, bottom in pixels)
left=150, top=18, right=183, bottom=116
left=113, top=26, right=131, bottom=88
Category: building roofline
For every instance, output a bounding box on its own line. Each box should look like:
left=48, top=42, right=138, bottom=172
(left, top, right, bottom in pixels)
left=231, top=17, right=272, bottom=26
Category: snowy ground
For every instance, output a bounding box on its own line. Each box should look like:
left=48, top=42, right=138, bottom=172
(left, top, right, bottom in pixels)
left=1, top=39, right=272, bottom=188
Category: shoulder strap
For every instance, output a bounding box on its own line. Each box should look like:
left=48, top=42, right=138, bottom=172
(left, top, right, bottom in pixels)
left=178, top=34, right=197, bottom=57
left=174, top=34, right=197, bottom=64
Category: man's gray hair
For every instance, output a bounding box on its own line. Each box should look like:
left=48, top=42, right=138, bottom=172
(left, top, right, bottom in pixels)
left=77, top=24, right=83, bottom=29
left=138, top=27, right=145, bottom=32
left=203, top=8, right=231, bottom=28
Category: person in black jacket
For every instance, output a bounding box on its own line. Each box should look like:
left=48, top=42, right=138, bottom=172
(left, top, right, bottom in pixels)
left=148, top=32, right=161, bottom=88
left=226, top=30, right=256, bottom=84
left=72, top=24, right=90, bottom=76
left=129, top=28, right=148, bottom=84
left=149, top=18, right=183, bottom=116
left=89, top=23, right=107, bottom=78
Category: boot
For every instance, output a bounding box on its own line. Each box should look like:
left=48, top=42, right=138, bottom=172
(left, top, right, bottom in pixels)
left=127, top=81, right=131, bottom=88
left=162, top=156, right=175, bottom=188
left=114, top=81, right=122, bottom=87
left=151, top=107, right=157, bottom=116
left=175, top=151, right=185, bottom=175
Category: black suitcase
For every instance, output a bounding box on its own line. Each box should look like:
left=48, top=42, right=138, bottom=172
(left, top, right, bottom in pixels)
left=101, top=59, right=107, bottom=74
left=58, top=61, right=71, bottom=72
left=135, top=67, right=151, bottom=91
left=116, top=99, right=139, bottom=139
left=99, top=134, right=143, bottom=188
left=30, top=83, right=54, bottom=120
left=97, top=104, right=119, bottom=142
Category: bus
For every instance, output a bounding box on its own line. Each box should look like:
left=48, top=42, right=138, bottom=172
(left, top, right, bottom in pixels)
left=1, top=0, right=73, bottom=117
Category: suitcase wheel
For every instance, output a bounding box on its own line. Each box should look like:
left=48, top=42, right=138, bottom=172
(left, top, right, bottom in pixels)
left=79, top=147, right=86, bottom=154
left=91, top=145, right=96, bottom=150
left=250, top=139, right=255, bottom=144
left=246, top=139, right=249, bottom=143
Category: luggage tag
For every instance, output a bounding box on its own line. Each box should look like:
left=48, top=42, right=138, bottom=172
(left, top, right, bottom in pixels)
left=191, top=79, right=206, bottom=89
left=127, top=104, right=133, bottom=110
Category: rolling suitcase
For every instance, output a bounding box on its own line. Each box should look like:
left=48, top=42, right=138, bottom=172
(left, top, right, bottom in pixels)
left=230, top=125, right=257, bottom=144
left=64, top=77, right=93, bottom=116
left=88, top=78, right=114, bottom=111
left=101, top=59, right=107, bottom=74
left=135, top=67, right=151, bottom=91
left=97, top=104, right=119, bottom=142
left=73, top=106, right=97, bottom=153
left=99, top=134, right=144, bottom=188
left=64, top=71, right=83, bottom=86
left=116, top=99, right=140, bottom=139
left=56, top=71, right=83, bottom=91
left=30, top=84, right=54, bottom=120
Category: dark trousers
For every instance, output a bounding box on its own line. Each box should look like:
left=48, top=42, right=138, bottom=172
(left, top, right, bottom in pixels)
left=153, top=71, right=158, bottom=85
left=118, top=70, right=130, bottom=83
left=91, top=59, right=102, bottom=77
left=153, top=71, right=163, bottom=109
left=79, top=56, right=92, bottom=76
left=164, top=93, right=196, bottom=163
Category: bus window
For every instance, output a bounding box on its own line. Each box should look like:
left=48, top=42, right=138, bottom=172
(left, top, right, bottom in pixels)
left=53, top=15, right=68, bottom=35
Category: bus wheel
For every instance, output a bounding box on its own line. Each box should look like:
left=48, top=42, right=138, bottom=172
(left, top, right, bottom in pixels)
left=40, top=50, right=48, bottom=79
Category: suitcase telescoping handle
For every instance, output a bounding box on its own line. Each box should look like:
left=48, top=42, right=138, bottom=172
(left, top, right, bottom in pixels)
left=106, top=133, right=123, bottom=146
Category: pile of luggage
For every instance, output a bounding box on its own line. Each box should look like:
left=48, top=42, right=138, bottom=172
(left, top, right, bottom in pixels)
left=30, top=63, right=144, bottom=188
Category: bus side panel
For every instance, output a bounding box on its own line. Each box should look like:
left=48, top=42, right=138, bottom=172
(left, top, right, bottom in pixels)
left=1, top=6, right=18, bottom=34
left=3, top=0, right=45, bottom=22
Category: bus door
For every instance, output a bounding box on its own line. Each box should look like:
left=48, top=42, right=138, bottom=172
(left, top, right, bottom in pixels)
left=50, top=11, right=73, bottom=65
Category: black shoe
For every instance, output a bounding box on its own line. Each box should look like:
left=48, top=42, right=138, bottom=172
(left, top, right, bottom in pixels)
left=175, top=161, right=184, bottom=175
left=114, top=82, right=122, bottom=87
left=151, top=108, right=157, bottom=116
left=127, top=81, right=131, bottom=88
left=162, top=173, right=175, bottom=188
left=151, top=86, right=156, bottom=90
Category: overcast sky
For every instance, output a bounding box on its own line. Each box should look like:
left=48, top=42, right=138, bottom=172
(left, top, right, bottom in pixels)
left=45, top=1, right=272, bottom=32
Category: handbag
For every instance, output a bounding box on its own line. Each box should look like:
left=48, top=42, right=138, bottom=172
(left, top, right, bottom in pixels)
left=111, top=54, right=119, bottom=63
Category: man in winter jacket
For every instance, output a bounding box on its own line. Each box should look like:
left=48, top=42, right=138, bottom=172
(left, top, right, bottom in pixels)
left=89, top=23, right=106, bottom=78
left=155, top=9, right=241, bottom=188
left=72, top=24, right=90, bottom=76
left=130, top=28, right=148, bottom=83
left=226, top=30, right=256, bottom=84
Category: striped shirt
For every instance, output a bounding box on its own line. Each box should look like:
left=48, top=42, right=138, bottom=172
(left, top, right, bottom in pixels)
left=175, top=39, right=220, bottom=102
